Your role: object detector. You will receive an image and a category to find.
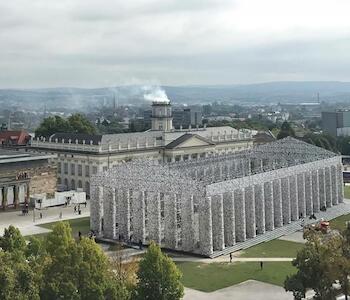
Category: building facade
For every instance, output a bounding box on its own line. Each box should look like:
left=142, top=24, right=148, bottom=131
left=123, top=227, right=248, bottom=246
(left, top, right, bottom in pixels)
left=30, top=101, right=254, bottom=196
left=322, top=110, right=350, bottom=136
left=91, top=137, right=344, bottom=257
left=0, top=151, right=57, bottom=209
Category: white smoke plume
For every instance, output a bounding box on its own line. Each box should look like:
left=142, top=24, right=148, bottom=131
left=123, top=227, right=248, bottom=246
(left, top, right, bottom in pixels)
left=142, top=85, right=170, bottom=104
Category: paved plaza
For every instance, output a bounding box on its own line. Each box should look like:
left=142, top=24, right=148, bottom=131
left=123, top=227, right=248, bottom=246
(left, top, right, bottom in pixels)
left=183, top=280, right=294, bottom=300
left=0, top=201, right=90, bottom=236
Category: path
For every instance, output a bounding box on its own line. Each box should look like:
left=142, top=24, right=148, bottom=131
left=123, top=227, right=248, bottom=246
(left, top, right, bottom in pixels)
left=183, top=280, right=295, bottom=300
left=0, top=201, right=90, bottom=236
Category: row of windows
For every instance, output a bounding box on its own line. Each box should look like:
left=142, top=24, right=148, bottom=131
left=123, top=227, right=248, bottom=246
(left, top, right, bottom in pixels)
left=58, top=177, right=90, bottom=194
left=57, top=162, right=97, bottom=176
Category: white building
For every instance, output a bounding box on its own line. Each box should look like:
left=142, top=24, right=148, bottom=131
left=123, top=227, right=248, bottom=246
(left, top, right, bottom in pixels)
left=30, top=101, right=255, bottom=196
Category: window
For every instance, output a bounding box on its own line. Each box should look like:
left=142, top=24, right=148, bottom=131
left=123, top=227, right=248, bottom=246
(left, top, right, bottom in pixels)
left=175, top=155, right=181, bottom=162
left=183, top=154, right=189, bottom=161
left=103, top=166, right=107, bottom=172
left=71, top=163, right=75, bottom=175
left=64, top=178, right=68, bottom=190
left=64, top=163, right=68, bottom=175
left=57, top=162, right=61, bottom=173
left=78, top=180, right=82, bottom=189
left=85, top=165, right=90, bottom=177
left=71, top=179, right=75, bottom=190
left=92, top=166, right=98, bottom=175
left=78, top=164, right=82, bottom=176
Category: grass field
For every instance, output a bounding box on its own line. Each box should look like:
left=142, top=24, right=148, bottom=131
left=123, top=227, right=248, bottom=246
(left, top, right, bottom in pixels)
left=33, top=217, right=90, bottom=239
left=176, top=261, right=296, bottom=292
left=330, top=213, right=350, bottom=231
left=239, top=239, right=304, bottom=258
left=344, top=185, right=350, bottom=199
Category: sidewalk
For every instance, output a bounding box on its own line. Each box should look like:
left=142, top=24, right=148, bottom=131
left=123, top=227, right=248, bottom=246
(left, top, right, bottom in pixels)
left=0, top=201, right=90, bottom=236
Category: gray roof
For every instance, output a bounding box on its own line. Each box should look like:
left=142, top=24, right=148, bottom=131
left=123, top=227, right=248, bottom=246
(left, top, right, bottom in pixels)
left=0, top=150, right=55, bottom=164
left=165, top=133, right=214, bottom=149
left=50, top=133, right=102, bottom=145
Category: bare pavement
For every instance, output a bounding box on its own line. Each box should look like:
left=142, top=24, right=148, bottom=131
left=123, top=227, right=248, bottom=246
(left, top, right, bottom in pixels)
left=0, top=201, right=90, bottom=236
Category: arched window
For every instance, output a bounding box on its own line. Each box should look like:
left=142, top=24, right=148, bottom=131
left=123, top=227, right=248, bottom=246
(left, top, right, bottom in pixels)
left=78, top=180, right=82, bottom=189
left=71, top=179, right=75, bottom=190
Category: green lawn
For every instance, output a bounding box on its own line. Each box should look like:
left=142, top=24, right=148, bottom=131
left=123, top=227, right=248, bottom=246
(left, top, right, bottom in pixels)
left=344, top=185, right=350, bottom=199
left=330, top=213, right=350, bottom=232
left=239, top=239, right=304, bottom=258
left=176, top=261, right=296, bottom=292
left=33, top=217, right=90, bottom=239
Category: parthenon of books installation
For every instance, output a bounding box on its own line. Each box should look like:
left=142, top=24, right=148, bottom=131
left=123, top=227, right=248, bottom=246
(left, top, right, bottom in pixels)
left=90, top=137, right=344, bottom=257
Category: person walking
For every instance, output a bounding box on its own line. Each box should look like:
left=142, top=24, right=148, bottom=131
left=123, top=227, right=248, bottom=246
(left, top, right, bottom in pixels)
left=229, top=253, right=232, bottom=263
left=260, top=261, right=263, bottom=270
left=78, top=231, right=82, bottom=240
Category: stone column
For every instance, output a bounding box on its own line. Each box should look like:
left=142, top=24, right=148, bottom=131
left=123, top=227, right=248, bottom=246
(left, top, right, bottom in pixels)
left=234, top=188, right=246, bottom=242
left=103, top=188, right=116, bottom=239
left=281, top=177, right=291, bottom=225
left=181, top=194, right=195, bottom=252
left=245, top=186, right=256, bottom=238
left=199, top=196, right=213, bottom=256
left=297, top=173, right=306, bottom=218
left=14, top=185, right=19, bottom=208
left=212, top=194, right=225, bottom=251
left=289, top=175, right=298, bottom=221
left=119, top=189, right=130, bottom=241
left=254, top=183, right=265, bottom=234
left=90, top=185, right=103, bottom=234
left=264, top=181, right=274, bottom=231
left=25, top=183, right=30, bottom=205
left=318, top=168, right=326, bottom=209
left=337, top=164, right=344, bottom=203
left=273, top=179, right=283, bottom=228
left=311, top=170, right=320, bottom=213
left=132, top=190, right=146, bottom=244
left=325, top=167, right=333, bottom=208
left=148, top=192, right=162, bottom=244
left=304, top=172, right=313, bottom=216
left=164, top=193, right=177, bottom=249
left=223, top=191, right=235, bottom=246
left=331, top=165, right=339, bottom=206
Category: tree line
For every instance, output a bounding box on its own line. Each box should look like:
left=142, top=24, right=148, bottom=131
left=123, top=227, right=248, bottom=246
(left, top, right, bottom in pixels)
left=0, top=223, right=184, bottom=300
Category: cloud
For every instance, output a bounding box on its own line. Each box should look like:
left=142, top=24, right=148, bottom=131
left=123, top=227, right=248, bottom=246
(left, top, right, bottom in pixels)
left=1, top=0, right=350, bottom=88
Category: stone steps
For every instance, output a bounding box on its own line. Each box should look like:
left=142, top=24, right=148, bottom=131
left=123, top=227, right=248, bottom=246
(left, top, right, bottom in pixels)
left=210, top=201, right=350, bottom=258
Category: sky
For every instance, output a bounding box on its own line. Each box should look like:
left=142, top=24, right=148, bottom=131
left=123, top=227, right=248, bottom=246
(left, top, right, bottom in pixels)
left=1, top=0, right=350, bottom=88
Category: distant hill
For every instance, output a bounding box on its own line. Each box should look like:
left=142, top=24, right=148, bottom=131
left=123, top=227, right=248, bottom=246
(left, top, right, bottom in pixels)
left=2, top=81, right=350, bottom=110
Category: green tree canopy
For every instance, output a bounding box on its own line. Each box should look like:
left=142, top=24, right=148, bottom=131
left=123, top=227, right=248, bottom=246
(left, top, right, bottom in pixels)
left=35, top=114, right=96, bottom=138
left=277, top=121, right=296, bottom=139
left=0, top=223, right=130, bottom=300
left=134, top=241, right=184, bottom=300
left=0, top=225, right=26, bottom=253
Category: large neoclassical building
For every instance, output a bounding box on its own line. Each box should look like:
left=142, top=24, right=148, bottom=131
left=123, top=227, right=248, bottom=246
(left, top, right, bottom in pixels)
left=90, top=137, right=345, bottom=257
left=30, top=101, right=254, bottom=196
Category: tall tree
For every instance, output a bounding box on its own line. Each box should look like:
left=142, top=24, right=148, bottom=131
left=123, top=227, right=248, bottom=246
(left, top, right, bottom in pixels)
left=134, top=241, right=184, bottom=300
left=285, top=231, right=339, bottom=300
left=35, top=114, right=96, bottom=138
left=0, top=225, right=26, bottom=253
left=68, top=114, right=96, bottom=135
left=277, top=121, right=296, bottom=139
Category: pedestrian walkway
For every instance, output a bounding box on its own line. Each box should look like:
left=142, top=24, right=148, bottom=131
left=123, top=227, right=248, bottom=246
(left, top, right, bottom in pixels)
left=0, top=201, right=90, bottom=236
left=183, top=280, right=295, bottom=300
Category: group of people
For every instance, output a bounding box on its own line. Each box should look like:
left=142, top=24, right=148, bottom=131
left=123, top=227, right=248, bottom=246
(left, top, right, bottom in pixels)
left=16, top=172, right=28, bottom=180
left=21, top=203, right=29, bottom=215
left=73, top=202, right=87, bottom=215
